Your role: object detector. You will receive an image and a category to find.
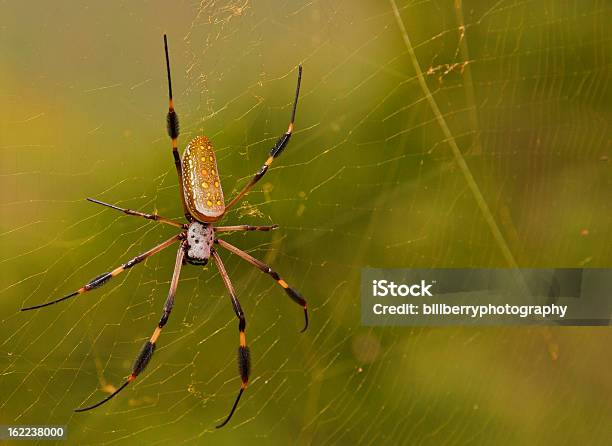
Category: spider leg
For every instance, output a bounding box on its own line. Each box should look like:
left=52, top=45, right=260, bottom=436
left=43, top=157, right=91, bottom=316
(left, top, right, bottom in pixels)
left=214, top=224, right=278, bottom=233
left=21, top=233, right=184, bottom=311
left=163, top=35, right=192, bottom=221
left=215, top=238, right=308, bottom=332
left=75, top=241, right=186, bottom=412
left=87, top=198, right=185, bottom=228
left=211, top=249, right=250, bottom=428
left=225, top=65, right=302, bottom=211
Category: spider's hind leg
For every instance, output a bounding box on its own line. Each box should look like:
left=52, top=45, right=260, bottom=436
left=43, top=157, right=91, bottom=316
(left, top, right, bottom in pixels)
left=225, top=65, right=302, bottom=211
left=87, top=198, right=185, bottom=228
left=214, top=224, right=278, bottom=233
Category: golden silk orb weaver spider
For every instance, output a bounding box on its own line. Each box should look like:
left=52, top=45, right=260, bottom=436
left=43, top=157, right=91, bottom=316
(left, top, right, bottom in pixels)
left=21, top=35, right=307, bottom=428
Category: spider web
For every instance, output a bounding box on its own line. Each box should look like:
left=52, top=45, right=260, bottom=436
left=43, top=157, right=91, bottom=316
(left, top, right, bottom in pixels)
left=1, top=0, right=611, bottom=444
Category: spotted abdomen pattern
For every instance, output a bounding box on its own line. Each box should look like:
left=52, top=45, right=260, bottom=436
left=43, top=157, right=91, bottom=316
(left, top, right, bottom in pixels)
left=182, top=136, right=225, bottom=222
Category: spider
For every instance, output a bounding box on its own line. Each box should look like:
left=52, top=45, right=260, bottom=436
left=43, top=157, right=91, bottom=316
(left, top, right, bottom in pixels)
left=21, top=35, right=307, bottom=428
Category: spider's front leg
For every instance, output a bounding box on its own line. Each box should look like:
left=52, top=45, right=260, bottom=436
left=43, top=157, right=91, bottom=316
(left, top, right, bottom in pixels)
left=211, top=249, right=251, bottom=428
left=215, top=238, right=308, bottom=332
left=74, top=240, right=187, bottom=412
left=21, top=234, right=182, bottom=311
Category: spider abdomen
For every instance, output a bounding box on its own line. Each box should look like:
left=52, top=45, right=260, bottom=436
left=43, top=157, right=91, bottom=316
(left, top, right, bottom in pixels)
left=185, top=222, right=214, bottom=265
left=182, top=136, right=225, bottom=222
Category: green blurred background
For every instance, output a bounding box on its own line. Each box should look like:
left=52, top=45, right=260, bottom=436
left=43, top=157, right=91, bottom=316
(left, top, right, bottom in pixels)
left=1, top=0, right=610, bottom=444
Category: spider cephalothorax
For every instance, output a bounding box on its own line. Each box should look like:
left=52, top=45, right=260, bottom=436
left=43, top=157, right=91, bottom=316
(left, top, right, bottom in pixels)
left=21, top=34, right=307, bottom=429
left=185, top=222, right=214, bottom=265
